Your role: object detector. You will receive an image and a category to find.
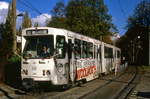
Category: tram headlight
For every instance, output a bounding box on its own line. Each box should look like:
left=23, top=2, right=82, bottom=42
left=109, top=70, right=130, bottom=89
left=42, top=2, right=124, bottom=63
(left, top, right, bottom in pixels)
left=46, top=70, right=51, bottom=75
left=57, top=63, right=63, bottom=73
left=43, top=70, right=51, bottom=76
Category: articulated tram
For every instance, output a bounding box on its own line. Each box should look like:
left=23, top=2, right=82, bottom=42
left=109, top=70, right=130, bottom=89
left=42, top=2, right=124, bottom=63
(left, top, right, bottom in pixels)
left=21, top=27, right=121, bottom=88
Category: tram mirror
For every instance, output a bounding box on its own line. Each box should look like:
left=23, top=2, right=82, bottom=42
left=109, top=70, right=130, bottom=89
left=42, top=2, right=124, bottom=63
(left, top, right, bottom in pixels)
left=53, top=48, right=62, bottom=58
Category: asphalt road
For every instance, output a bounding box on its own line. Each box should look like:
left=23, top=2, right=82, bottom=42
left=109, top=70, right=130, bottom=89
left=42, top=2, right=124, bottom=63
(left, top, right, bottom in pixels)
left=1, top=66, right=149, bottom=99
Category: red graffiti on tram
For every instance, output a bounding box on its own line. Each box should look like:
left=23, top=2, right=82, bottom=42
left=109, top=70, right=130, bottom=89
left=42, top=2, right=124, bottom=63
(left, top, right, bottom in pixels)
left=77, top=66, right=96, bottom=80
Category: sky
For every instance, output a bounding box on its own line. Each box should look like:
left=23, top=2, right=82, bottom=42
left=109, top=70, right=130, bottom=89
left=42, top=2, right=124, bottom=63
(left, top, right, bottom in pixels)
left=0, top=0, right=142, bottom=36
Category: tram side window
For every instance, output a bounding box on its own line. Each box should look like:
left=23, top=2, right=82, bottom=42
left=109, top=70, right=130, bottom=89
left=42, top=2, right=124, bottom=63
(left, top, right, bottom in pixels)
left=74, top=39, right=81, bottom=59
left=94, top=45, right=98, bottom=59
left=109, top=48, right=113, bottom=58
left=56, top=36, right=66, bottom=59
left=98, top=45, right=101, bottom=60
left=68, top=39, right=73, bottom=59
left=104, top=47, right=113, bottom=58
left=117, top=50, right=121, bottom=58
left=87, top=42, right=93, bottom=58
left=104, top=47, right=108, bottom=58
left=82, top=41, right=88, bottom=58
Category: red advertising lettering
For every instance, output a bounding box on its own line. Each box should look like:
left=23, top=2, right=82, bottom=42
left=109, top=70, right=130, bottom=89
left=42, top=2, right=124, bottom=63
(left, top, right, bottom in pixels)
left=77, top=66, right=96, bottom=80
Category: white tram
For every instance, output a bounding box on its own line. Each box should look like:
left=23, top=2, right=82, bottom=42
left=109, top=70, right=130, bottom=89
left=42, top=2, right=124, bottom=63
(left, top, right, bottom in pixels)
left=21, top=27, right=121, bottom=88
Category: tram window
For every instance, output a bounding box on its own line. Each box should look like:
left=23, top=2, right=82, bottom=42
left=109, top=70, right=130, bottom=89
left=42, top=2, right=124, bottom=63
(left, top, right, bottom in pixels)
left=56, top=36, right=66, bottom=59
left=109, top=48, right=113, bottom=58
left=87, top=42, right=93, bottom=58
left=82, top=41, right=88, bottom=58
left=68, top=39, right=72, bottom=59
left=117, top=50, right=121, bottom=58
left=104, top=47, right=113, bottom=58
left=74, top=39, right=81, bottom=59
left=94, top=45, right=98, bottom=59
left=23, top=35, right=54, bottom=59
left=104, top=47, right=107, bottom=58
left=98, top=46, right=101, bottom=59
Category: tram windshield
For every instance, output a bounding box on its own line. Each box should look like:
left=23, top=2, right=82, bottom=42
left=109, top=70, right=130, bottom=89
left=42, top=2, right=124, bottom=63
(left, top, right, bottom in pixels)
left=23, top=35, right=54, bottom=59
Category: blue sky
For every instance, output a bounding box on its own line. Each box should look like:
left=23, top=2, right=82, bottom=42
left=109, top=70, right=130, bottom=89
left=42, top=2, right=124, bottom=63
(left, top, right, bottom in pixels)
left=105, top=0, right=141, bottom=35
left=0, top=0, right=142, bottom=35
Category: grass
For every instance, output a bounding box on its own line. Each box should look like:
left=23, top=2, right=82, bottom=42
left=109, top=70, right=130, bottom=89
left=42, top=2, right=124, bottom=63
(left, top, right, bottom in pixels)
left=142, top=65, right=150, bottom=72
left=138, top=65, right=150, bottom=73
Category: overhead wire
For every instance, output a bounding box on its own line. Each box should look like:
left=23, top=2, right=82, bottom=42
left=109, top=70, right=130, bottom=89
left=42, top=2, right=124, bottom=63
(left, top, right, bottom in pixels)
left=17, top=0, right=50, bottom=19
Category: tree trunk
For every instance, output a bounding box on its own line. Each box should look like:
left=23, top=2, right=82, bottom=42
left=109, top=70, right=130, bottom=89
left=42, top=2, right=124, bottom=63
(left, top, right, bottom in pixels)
left=12, top=0, right=17, bottom=54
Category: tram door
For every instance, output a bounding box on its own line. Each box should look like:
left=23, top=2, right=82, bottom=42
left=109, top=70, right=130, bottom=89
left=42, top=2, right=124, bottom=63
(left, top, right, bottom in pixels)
left=68, top=38, right=76, bottom=83
left=98, top=45, right=102, bottom=74
left=94, top=45, right=99, bottom=76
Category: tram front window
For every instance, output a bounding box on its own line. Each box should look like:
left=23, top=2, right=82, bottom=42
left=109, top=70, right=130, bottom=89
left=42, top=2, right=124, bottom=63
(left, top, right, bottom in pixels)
left=23, top=35, right=54, bottom=59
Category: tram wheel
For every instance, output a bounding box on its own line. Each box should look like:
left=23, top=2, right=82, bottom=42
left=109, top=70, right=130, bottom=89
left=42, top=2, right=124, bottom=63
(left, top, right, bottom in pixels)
left=59, top=84, right=71, bottom=91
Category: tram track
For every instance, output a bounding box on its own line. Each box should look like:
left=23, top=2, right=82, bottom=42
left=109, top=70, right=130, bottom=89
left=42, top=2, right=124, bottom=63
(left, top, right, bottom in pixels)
left=15, top=66, right=137, bottom=99
left=78, top=71, right=127, bottom=99
left=78, top=66, right=137, bottom=99
left=114, top=66, right=139, bottom=99
left=15, top=69, right=126, bottom=99
left=40, top=67, right=130, bottom=99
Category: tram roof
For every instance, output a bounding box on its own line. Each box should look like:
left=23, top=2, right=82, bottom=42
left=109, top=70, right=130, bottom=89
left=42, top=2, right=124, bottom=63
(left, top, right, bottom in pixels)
left=22, top=27, right=101, bottom=43
left=22, top=27, right=120, bottom=50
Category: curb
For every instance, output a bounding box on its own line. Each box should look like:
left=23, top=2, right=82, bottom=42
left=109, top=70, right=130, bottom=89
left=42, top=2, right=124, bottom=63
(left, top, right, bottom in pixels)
left=0, top=84, right=16, bottom=97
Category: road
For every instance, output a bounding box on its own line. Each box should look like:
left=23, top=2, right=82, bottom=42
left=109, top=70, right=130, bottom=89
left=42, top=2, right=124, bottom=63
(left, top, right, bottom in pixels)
left=0, top=66, right=145, bottom=99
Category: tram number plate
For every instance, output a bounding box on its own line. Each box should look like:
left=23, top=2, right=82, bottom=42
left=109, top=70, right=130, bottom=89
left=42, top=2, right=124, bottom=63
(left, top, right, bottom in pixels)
left=32, top=66, right=37, bottom=70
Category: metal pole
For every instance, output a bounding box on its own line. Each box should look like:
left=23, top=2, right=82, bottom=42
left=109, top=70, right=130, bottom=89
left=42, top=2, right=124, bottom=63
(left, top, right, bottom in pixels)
left=133, top=42, right=135, bottom=64
left=149, top=27, right=150, bottom=66
left=12, top=0, right=16, bottom=54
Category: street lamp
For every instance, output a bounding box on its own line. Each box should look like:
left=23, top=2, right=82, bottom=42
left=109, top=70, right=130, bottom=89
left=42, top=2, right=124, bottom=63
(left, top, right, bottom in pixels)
left=130, top=35, right=141, bottom=65
left=16, top=13, right=24, bottom=43
left=17, top=13, right=24, bottom=17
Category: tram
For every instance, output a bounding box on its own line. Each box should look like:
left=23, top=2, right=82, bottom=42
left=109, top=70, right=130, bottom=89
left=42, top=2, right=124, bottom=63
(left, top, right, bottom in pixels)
left=21, top=27, right=121, bottom=88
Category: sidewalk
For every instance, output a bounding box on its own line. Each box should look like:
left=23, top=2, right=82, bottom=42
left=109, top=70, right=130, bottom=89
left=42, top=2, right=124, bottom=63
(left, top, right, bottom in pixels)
left=129, top=67, right=150, bottom=99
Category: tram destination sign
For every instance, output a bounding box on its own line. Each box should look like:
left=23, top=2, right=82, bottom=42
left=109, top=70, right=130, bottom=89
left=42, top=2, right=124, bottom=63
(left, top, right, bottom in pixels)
left=26, top=29, right=48, bottom=35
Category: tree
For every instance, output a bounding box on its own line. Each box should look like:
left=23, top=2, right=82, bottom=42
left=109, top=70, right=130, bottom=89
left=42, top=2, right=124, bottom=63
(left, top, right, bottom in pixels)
left=0, top=24, right=5, bottom=82
left=126, top=0, right=150, bottom=38
left=51, top=1, right=66, bottom=18
left=102, top=35, right=113, bottom=44
left=47, top=2, right=67, bottom=28
left=117, top=0, right=150, bottom=65
left=66, top=0, right=113, bottom=39
left=128, top=0, right=150, bottom=28
left=22, top=11, right=32, bottom=29
left=34, top=22, right=39, bottom=27
left=47, top=0, right=116, bottom=43
left=0, top=3, right=14, bottom=82
left=47, top=17, right=67, bottom=28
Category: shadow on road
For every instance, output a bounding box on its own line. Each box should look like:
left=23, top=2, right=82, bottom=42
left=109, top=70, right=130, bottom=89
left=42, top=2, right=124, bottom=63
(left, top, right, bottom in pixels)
left=137, top=92, right=150, bottom=98
left=5, top=62, right=22, bottom=89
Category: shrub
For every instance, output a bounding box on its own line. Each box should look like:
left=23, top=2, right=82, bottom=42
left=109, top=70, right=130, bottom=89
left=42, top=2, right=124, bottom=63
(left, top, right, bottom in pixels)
left=8, top=55, right=21, bottom=63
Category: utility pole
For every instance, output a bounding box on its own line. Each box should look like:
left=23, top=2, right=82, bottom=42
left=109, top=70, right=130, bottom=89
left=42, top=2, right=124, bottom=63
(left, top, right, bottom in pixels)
left=148, top=27, right=150, bottom=66
left=12, top=0, right=16, bottom=54
left=133, top=41, right=135, bottom=64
